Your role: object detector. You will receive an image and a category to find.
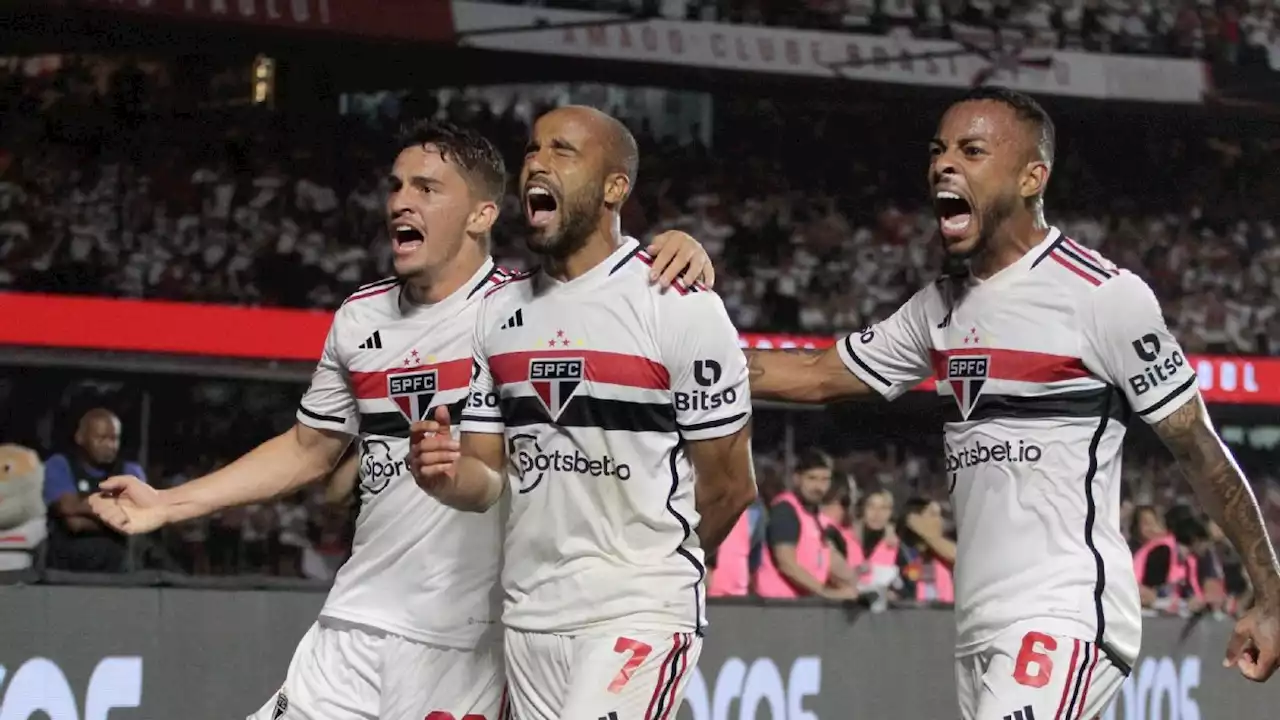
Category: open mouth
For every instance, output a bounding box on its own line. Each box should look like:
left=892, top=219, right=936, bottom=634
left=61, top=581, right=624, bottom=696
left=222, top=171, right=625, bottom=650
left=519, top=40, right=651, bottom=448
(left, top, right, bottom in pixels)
left=525, top=186, right=558, bottom=228
left=391, top=223, right=424, bottom=253
left=934, top=191, right=973, bottom=238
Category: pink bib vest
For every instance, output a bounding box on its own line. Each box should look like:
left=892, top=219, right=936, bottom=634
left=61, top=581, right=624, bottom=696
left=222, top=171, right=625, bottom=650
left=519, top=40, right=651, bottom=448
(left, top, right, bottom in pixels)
left=1133, top=535, right=1203, bottom=607
left=755, top=492, right=832, bottom=598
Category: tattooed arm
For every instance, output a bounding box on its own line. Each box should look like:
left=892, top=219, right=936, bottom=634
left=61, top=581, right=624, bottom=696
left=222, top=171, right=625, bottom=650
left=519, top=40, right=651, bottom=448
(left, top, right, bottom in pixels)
left=745, top=348, right=874, bottom=404
left=747, top=291, right=936, bottom=404
left=1152, top=396, right=1280, bottom=602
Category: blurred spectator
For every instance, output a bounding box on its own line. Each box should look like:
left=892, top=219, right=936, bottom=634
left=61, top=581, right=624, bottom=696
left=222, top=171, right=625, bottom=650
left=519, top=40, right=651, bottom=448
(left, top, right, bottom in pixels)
left=756, top=449, right=859, bottom=599
left=894, top=497, right=956, bottom=604
left=42, top=408, right=145, bottom=572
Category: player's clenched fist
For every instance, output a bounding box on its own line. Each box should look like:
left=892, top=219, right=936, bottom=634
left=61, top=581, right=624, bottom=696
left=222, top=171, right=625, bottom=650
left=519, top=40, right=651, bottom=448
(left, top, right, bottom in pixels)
left=88, top=475, right=168, bottom=535
left=409, top=405, right=462, bottom=497
left=1224, top=597, right=1280, bottom=682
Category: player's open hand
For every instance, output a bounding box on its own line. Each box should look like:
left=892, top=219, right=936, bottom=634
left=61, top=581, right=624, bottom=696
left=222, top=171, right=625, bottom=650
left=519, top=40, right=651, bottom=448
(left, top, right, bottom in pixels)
left=408, top=405, right=461, bottom=496
left=1224, top=598, right=1280, bottom=682
left=88, top=475, right=168, bottom=535
left=646, top=230, right=715, bottom=290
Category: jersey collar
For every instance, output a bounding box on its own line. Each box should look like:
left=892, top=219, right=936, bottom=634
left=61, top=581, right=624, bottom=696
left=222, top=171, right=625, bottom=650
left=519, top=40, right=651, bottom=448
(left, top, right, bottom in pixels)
left=401, top=258, right=497, bottom=317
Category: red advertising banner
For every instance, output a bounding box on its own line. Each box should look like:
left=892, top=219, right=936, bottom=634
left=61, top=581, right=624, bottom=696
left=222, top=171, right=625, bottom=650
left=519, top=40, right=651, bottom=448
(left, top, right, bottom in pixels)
left=69, top=0, right=455, bottom=42
left=2, top=292, right=1277, bottom=405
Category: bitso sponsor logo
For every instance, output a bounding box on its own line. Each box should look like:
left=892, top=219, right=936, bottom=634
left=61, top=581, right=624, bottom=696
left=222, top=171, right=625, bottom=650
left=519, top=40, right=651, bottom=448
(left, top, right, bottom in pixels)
left=945, top=439, right=1042, bottom=472
left=1102, top=655, right=1200, bottom=720
left=0, top=656, right=143, bottom=720
left=679, top=655, right=821, bottom=720
left=676, top=358, right=738, bottom=411
left=1127, top=334, right=1186, bottom=397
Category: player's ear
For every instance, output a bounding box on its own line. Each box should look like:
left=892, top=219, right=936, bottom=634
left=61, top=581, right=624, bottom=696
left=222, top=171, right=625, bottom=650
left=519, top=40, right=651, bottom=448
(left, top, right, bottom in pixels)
left=1020, top=160, right=1050, bottom=200
left=603, top=172, right=631, bottom=207
left=466, top=200, right=500, bottom=237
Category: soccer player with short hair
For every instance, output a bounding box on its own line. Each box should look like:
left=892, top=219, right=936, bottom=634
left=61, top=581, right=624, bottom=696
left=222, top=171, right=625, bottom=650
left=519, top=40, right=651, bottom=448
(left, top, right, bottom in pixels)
left=742, top=86, right=1280, bottom=719
left=88, top=118, right=716, bottom=720
left=410, top=106, right=757, bottom=720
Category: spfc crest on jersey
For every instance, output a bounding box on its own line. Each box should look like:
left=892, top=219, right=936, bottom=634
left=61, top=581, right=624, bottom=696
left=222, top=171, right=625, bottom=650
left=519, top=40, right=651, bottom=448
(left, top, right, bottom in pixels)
left=529, top=358, right=583, bottom=421
left=388, top=369, right=438, bottom=421
left=945, top=355, right=989, bottom=420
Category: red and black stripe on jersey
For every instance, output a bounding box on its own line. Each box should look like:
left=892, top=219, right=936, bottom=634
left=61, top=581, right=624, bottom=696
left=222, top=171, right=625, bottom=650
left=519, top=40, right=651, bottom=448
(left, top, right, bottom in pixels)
left=929, top=347, right=1132, bottom=424
left=1031, top=234, right=1118, bottom=287
left=343, top=276, right=401, bottom=306
left=350, top=358, right=471, bottom=438
left=486, top=349, right=685, bottom=433
left=608, top=244, right=708, bottom=295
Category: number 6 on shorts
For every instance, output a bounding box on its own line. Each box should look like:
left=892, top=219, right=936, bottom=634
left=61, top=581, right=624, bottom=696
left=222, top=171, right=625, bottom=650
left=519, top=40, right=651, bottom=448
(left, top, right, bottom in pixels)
left=1012, top=631, right=1057, bottom=688
left=608, top=637, right=654, bottom=693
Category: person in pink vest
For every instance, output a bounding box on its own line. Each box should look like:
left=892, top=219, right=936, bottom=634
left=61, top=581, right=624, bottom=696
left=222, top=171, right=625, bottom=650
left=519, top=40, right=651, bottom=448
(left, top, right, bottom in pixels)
left=895, top=497, right=956, bottom=604
left=819, top=474, right=861, bottom=571
left=850, top=488, right=900, bottom=588
left=1134, top=505, right=1226, bottom=613
left=755, top=449, right=858, bottom=599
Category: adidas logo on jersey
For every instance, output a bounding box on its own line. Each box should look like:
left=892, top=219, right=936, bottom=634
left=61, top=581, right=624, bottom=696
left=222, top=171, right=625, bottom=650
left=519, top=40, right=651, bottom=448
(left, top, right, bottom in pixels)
left=1002, top=705, right=1035, bottom=720
left=598, top=712, right=619, bottom=720
left=358, top=331, right=383, bottom=350
left=500, top=309, right=525, bottom=330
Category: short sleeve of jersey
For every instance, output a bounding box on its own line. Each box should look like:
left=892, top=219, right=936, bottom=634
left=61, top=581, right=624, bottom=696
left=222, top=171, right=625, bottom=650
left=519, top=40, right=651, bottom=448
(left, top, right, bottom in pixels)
left=1081, top=272, right=1199, bottom=424
left=460, top=298, right=504, bottom=435
left=835, top=287, right=935, bottom=401
left=659, top=290, right=752, bottom=441
left=296, top=316, right=359, bottom=435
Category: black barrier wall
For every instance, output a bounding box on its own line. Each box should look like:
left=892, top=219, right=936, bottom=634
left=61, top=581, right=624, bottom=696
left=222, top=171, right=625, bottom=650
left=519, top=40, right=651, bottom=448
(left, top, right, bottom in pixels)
left=1, top=587, right=1277, bottom=719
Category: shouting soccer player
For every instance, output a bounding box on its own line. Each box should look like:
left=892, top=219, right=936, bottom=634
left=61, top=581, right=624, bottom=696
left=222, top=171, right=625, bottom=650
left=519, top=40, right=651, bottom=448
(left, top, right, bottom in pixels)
left=409, top=106, right=757, bottom=720
left=744, top=86, right=1280, bottom=719
left=87, top=119, right=716, bottom=720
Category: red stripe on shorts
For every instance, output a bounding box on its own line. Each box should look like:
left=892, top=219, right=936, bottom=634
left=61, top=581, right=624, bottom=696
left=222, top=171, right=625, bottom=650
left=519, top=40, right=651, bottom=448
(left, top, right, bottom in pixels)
left=644, top=633, right=686, bottom=720
left=1053, top=639, right=1082, bottom=720
left=1074, top=648, right=1101, bottom=720
left=659, top=634, right=693, bottom=720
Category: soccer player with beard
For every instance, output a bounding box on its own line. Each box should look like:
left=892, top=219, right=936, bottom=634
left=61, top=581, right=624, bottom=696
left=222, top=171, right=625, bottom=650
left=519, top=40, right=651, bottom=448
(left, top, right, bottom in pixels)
left=740, top=86, right=1280, bottom=718
left=88, top=118, right=717, bottom=720
left=409, top=106, right=757, bottom=720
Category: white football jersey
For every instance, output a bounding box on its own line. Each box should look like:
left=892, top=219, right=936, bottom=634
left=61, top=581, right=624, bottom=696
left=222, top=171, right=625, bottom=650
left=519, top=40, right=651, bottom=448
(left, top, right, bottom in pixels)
left=296, top=260, right=513, bottom=648
left=461, top=237, right=752, bottom=635
left=839, top=228, right=1198, bottom=669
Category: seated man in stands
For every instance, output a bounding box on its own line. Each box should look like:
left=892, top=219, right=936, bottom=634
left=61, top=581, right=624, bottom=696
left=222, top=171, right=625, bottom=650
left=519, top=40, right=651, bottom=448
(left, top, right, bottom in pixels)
left=43, top=408, right=146, bottom=572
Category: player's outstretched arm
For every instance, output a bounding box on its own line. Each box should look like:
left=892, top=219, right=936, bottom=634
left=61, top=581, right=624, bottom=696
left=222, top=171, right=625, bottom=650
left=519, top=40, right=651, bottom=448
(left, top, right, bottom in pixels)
left=746, top=291, right=935, bottom=404
left=322, top=444, right=360, bottom=506
left=409, top=405, right=505, bottom=513
left=686, top=425, right=757, bottom=553
left=91, top=422, right=350, bottom=535
left=744, top=347, right=874, bottom=404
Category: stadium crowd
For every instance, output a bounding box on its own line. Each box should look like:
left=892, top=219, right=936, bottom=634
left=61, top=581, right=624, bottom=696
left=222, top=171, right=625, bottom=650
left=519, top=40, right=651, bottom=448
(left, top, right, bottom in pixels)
left=1, top=57, right=1278, bottom=616
left=3, top=60, right=1279, bottom=356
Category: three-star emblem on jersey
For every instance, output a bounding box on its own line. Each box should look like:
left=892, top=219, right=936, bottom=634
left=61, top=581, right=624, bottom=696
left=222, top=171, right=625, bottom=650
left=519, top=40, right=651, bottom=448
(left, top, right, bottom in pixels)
left=402, top=349, right=421, bottom=368
left=545, top=329, right=584, bottom=348
left=529, top=358, right=584, bottom=421
left=945, top=354, right=990, bottom=420
left=387, top=369, right=438, bottom=421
